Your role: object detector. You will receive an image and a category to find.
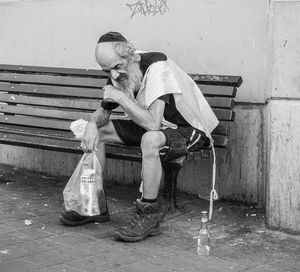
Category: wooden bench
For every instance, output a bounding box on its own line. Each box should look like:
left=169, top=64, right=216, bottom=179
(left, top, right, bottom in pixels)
left=0, top=64, right=242, bottom=211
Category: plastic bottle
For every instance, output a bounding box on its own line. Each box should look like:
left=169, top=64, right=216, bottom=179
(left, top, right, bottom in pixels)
left=80, top=164, right=96, bottom=216
left=196, top=211, right=211, bottom=256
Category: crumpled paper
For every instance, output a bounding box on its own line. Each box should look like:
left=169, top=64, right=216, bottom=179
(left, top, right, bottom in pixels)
left=70, top=119, right=88, bottom=139
left=25, top=219, right=32, bottom=226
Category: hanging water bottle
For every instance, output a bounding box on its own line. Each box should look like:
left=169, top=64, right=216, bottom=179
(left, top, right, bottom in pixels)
left=196, top=211, right=210, bottom=255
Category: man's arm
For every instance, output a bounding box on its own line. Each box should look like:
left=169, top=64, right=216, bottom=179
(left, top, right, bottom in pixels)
left=90, top=107, right=111, bottom=128
left=119, top=95, right=165, bottom=131
left=103, top=85, right=165, bottom=131
left=81, top=107, right=111, bottom=152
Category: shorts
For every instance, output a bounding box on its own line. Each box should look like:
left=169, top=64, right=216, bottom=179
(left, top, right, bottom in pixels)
left=112, top=120, right=209, bottom=152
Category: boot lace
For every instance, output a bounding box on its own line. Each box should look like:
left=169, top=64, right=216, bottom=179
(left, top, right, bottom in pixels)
left=128, top=211, right=145, bottom=229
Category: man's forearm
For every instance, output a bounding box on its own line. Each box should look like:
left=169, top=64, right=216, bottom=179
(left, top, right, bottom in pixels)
left=90, top=107, right=111, bottom=128
left=117, top=95, right=164, bottom=131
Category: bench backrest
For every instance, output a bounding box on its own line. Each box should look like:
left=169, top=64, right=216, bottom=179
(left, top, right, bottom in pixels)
left=0, top=64, right=242, bottom=149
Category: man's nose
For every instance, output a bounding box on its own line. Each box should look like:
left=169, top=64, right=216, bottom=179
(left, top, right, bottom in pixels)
left=110, top=70, right=120, bottom=80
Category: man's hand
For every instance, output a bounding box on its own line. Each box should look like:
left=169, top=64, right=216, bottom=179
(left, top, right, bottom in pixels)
left=81, top=121, right=99, bottom=152
left=103, top=85, right=126, bottom=103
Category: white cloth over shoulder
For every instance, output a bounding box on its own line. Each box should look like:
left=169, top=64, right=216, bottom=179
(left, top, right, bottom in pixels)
left=135, top=58, right=219, bottom=138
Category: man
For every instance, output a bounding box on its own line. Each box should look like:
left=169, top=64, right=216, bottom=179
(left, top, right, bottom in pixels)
left=60, top=31, right=219, bottom=242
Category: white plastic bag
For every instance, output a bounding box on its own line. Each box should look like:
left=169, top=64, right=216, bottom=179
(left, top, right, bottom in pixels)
left=63, top=152, right=106, bottom=216
left=70, top=119, right=88, bottom=139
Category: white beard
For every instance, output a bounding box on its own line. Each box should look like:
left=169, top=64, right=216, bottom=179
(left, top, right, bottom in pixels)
left=111, top=63, right=143, bottom=100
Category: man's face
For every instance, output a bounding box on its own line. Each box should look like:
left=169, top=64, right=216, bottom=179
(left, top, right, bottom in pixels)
left=96, top=42, right=129, bottom=83
left=95, top=42, right=142, bottom=95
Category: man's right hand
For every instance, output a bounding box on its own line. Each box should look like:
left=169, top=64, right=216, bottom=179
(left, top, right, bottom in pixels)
left=81, top=121, right=99, bottom=152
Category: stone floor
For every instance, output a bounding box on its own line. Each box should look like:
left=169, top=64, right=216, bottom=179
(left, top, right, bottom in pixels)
left=0, top=164, right=299, bottom=272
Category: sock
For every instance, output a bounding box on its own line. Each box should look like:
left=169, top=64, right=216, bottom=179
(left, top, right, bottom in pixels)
left=141, top=197, right=157, bottom=203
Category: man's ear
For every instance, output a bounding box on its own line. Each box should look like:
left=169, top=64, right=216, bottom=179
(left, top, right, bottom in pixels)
left=133, top=54, right=141, bottom=62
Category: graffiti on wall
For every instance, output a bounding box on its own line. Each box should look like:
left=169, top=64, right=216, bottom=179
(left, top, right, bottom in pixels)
left=126, top=0, right=169, bottom=18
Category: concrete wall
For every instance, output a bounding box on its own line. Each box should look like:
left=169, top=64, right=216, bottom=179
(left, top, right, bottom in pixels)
left=0, top=0, right=268, bottom=204
left=0, top=0, right=268, bottom=102
left=265, top=0, right=300, bottom=232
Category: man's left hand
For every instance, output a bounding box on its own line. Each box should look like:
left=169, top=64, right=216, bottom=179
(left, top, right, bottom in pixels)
left=103, top=85, right=124, bottom=103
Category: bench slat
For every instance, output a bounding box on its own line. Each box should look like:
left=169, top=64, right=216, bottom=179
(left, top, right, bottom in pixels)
left=0, top=130, right=228, bottom=153
left=0, top=65, right=242, bottom=87
left=0, top=80, right=236, bottom=101
left=0, top=105, right=130, bottom=122
left=0, top=82, right=103, bottom=98
left=0, top=123, right=144, bottom=160
left=0, top=105, right=92, bottom=120
left=213, top=109, right=235, bottom=121
left=212, top=121, right=230, bottom=135
left=0, top=115, right=71, bottom=130
left=212, top=134, right=228, bottom=147
left=0, top=114, right=130, bottom=131
left=0, top=109, right=230, bottom=134
left=0, top=94, right=234, bottom=121
left=107, top=134, right=229, bottom=149
left=205, top=97, right=234, bottom=109
left=0, top=130, right=229, bottom=162
left=0, top=130, right=145, bottom=160
left=0, top=120, right=228, bottom=148
left=0, top=124, right=74, bottom=138
left=0, top=93, right=101, bottom=110
left=198, top=85, right=237, bottom=97
left=106, top=144, right=142, bottom=161
left=0, top=72, right=107, bottom=88
left=0, top=64, right=107, bottom=77
left=191, top=74, right=242, bottom=87
left=0, top=131, right=82, bottom=153
left=0, top=83, right=234, bottom=109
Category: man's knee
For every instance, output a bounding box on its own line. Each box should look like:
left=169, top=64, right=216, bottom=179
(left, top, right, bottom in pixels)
left=141, top=131, right=165, bottom=157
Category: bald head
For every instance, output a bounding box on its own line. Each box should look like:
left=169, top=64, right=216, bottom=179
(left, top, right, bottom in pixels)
left=95, top=42, right=121, bottom=69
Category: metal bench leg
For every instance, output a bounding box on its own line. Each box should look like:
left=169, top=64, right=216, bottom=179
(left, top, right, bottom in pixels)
left=170, top=166, right=181, bottom=210
left=162, top=164, right=183, bottom=215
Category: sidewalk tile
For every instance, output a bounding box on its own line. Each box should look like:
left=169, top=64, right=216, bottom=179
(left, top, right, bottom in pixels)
left=7, top=228, right=54, bottom=242
left=0, top=234, right=24, bottom=249
left=0, top=245, right=34, bottom=262
left=0, top=259, right=41, bottom=272
left=36, top=264, right=85, bottom=272
left=22, top=249, right=79, bottom=267
left=45, top=233, right=98, bottom=246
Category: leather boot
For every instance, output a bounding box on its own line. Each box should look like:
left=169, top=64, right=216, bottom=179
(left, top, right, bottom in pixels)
left=115, top=199, right=161, bottom=242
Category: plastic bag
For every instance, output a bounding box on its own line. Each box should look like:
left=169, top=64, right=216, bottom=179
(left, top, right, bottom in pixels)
left=70, top=119, right=88, bottom=139
left=63, top=152, right=106, bottom=216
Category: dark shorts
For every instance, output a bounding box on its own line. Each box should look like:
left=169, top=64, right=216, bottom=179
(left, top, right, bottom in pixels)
left=112, top=120, right=209, bottom=152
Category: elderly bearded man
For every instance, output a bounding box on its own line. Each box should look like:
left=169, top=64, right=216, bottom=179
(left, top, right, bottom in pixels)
left=60, top=32, right=219, bottom=242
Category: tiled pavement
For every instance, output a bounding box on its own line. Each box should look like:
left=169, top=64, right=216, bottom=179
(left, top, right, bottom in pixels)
left=0, top=163, right=299, bottom=272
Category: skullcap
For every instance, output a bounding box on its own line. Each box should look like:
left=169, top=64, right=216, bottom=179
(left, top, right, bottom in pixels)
left=98, top=31, right=127, bottom=43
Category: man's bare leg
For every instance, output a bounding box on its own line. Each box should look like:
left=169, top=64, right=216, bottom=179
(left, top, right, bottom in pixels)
left=140, top=131, right=166, bottom=200
left=96, top=120, right=124, bottom=169
left=114, top=131, right=165, bottom=242
left=115, top=131, right=166, bottom=242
